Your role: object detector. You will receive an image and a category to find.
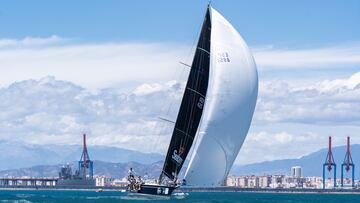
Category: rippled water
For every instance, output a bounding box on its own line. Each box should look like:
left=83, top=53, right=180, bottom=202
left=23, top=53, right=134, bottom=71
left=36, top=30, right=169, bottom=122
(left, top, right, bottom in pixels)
left=0, top=190, right=360, bottom=203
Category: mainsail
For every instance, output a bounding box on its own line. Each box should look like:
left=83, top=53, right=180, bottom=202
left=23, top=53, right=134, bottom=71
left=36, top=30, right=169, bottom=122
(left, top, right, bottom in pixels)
left=159, top=8, right=212, bottom=181
left=184, top=7, right=258, bottom=186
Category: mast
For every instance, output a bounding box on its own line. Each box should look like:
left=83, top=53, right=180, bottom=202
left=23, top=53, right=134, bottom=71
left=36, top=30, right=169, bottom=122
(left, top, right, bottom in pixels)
left=159, top=7, right=212, bottom=182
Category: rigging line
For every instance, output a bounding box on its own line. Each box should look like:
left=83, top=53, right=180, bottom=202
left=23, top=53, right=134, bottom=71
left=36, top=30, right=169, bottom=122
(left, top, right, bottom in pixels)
left=172, top=61, right=201, bottom=179
left=151, top=86, right=176, bottom=156
left=156, top=44, right=190, bottom=176
left=183, top=8, right=204, bottom=69
left=183, top=30, right=208, bottom=142
left=182, top=67, right=204, bottom=149
left=182, top=76, right=199, bottom=149
left=180, top=9, right=211, bottom=153
left=152, top=99, right=178, bottom=170
left=175, top=128, right=195, bottom=140
left=186, top=31, right=211, bottom=157
left=179, top=61, right=191, bottom=68
left=183, top=73, right=206, bottom=152
left=160, top=15, right=202, bottom=181
left=160, top=81, right=185, bottom=180
left=160, top=20, right=197, bottom=178
left=165, top=9, right=211, bottom=181
left=158, top=117, right=175, bottom=124
left=182, top=78, right=203, bottom=150
left=181, top=9, right=208, bottom=143
left=182, top=69, right=206, bottom=152
left=184, top=17, right=211, bottom=151
left=150, top=115, right=168, bottom=157
left=182, top=13, right=211, bottom=152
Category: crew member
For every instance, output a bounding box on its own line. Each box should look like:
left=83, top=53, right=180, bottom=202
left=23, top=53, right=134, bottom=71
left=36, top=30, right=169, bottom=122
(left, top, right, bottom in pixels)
left=127, top=168, right=136, bottom=190
left=128, top=168, right=135, bottom=179
left=138, top=176, right=144, bottom=184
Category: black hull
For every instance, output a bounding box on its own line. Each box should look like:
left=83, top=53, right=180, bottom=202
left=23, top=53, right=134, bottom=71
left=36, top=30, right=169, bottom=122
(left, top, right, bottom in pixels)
left=129, top=184, right=177, bottom=196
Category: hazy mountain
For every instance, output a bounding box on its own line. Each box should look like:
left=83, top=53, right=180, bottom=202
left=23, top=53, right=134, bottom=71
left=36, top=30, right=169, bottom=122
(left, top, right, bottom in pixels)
left=230, top=144, right=360, bottom=179
left=0, top=160, right=188, bottom=179
left=0, top=141, right=163, bottom=171
left=0, top=164, right=63, bottom=177
left=93, top=160, right=164, bottom=178
left=0, top=161, right=163, bottom=178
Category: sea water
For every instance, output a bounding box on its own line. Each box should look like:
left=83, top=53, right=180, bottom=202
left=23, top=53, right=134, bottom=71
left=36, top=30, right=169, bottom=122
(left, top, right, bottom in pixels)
left=0, top=190, right=360, bottom=203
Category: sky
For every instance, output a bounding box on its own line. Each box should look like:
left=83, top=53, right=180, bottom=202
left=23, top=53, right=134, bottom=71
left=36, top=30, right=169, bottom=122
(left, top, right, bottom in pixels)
left=0, top=0, right=359, bottom=166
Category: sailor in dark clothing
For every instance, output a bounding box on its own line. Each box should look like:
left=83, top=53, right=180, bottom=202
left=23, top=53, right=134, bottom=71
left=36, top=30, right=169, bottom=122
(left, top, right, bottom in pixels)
left=127, top=168, right=136, bottom=190
left=182, top=179, right=187, bottom=186
left=128, top=167, right=135, bottom=179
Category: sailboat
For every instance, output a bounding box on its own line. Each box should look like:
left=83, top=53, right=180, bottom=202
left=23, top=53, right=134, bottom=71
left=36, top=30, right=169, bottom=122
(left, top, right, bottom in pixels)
left=129, top=4, right=258, bottom=196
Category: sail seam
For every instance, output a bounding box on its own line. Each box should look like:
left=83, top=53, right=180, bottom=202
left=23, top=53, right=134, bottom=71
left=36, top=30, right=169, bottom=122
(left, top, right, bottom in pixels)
left=186, top=87, right=205, bottom=98
left=197, top=47, right=210, bottom=55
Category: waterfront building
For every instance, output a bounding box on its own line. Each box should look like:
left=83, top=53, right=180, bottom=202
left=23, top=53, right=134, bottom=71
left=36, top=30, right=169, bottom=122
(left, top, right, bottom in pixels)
left=270, top=175, right=285, bottom=188
left=247, top=175, right=259, bottom=188
left=95, top=176, right=114, bottom=187
left=259, top=175, right=271, bottom=188
left=304, top=177, right=323, bottom=189
left=238, top=176, right=248, bottom=188
left=284, top=176, right=306, bottom=188
left=226, top=176, right=237, bottom=187
left=111, top=177, right=129, bottom=187
left=291, top=166, right=302, bottom=178
left=226, top=174, right=359, bottom=189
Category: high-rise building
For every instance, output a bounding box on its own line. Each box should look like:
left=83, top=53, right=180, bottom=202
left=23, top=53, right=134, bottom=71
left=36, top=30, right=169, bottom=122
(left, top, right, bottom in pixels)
left=291, top=166, right=302, bottom=178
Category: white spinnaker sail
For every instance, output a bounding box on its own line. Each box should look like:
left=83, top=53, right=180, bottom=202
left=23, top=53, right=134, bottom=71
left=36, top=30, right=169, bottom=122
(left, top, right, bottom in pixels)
left=184, top=7, right=258, bottom=186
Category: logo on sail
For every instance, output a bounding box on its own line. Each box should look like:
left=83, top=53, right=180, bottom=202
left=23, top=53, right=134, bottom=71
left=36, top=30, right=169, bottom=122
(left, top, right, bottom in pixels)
left=217, top=52, right=230, bottom=63
left=172, top=149, right=183, bottom=166
left=197, top=97, right=205, bottom=109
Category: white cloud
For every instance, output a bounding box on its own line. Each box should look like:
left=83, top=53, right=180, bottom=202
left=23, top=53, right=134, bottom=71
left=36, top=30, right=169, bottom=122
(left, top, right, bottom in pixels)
left=0, top=37, right=190, bottom=90
left=0, top=74, right=359, bottom=164
left=255, top=71, right=360, bottom=125
left=314, top=72, right=360, bottom=91
left=0, top=36, right=360, bottom=164
left=237, top=131, right=319, bottom=164
left=133, top=83, right=165, bottom=96
left=253, top=44, right=360, bottom=69
left=0, top=76, right=183, bottom=154
left=0, top=35, right=64, bottom=48
left=1, top=36, right=360, bottom=90
left=236, top=122, right=360, bottom=165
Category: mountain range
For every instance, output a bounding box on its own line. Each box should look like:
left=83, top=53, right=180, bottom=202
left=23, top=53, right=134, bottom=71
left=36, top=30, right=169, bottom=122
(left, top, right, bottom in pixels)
left=1, top=142, right=359, bottom=179
left=0, top=141, right=162, bottom=171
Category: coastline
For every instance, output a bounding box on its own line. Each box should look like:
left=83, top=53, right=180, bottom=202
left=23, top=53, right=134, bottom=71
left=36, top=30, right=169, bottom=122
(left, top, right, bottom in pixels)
left=1, top=186, right=360, bottom=194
